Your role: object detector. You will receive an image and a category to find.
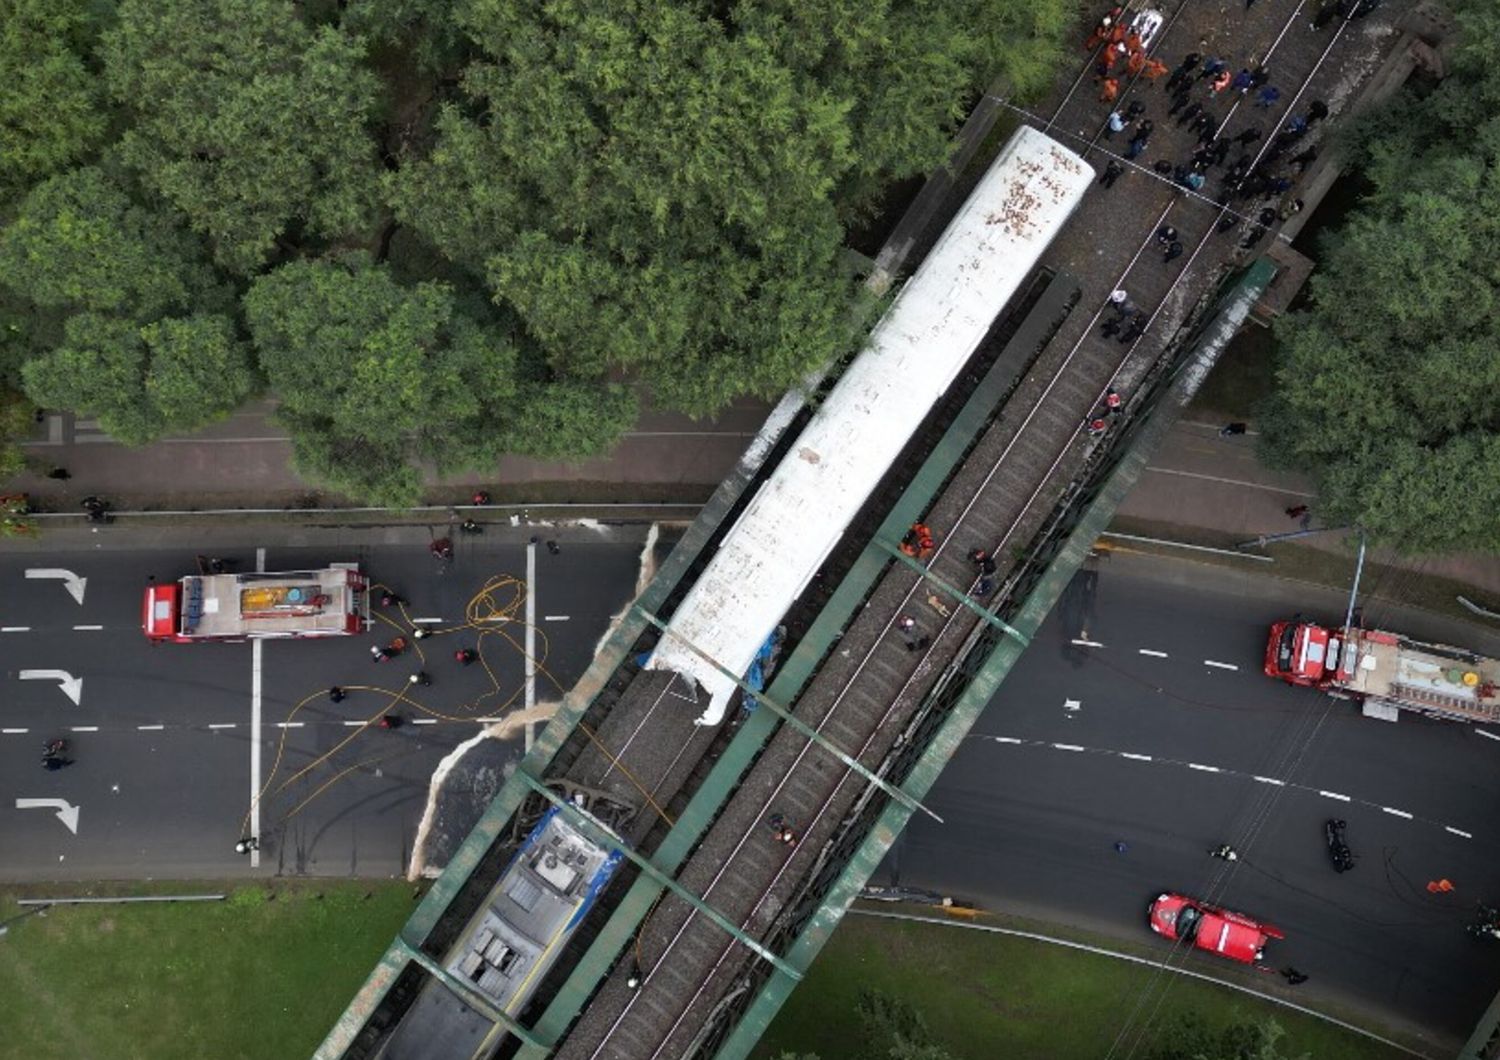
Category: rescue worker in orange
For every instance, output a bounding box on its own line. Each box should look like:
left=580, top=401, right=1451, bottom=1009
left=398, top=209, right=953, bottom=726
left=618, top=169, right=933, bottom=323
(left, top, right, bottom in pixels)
left=1083, top=5, right=1123, bottom=50
left=1141, top=57, right=1169, bottom=82
left=900, top=522, right=936, bottom=560
left=1098, top=77, right=1120, bottom=103
left=1126, top=48, right=1147, bottom=77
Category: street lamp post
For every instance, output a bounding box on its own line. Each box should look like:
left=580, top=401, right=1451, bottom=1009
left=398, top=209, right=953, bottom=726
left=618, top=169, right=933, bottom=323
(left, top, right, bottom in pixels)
left=0, top=903, right=51, bottom=937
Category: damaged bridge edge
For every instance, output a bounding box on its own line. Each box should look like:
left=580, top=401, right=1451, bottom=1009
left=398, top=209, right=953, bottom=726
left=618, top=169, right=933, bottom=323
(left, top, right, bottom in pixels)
left=712, top=258, right=1278, bottom=1059
left=313, top=390, right=810, bottom=1060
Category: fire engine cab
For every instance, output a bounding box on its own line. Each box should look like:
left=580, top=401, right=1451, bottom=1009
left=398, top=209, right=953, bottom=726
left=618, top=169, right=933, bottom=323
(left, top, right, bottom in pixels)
left=143, top=564, right=370, bottom=643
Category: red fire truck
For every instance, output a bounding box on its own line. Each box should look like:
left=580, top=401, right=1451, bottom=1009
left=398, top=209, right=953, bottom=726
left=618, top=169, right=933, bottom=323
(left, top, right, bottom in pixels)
left=1265, top=618, right=1500, bottom=723
left=143, top=564, right=370, bottom=643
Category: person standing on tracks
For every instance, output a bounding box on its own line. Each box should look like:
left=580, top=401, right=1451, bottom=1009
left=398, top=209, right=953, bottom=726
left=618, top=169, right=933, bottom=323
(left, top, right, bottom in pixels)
left=1162, top=240, right=1184, bottom=264
left=1098, top=76, right=1120, bottom=104
left=1125, top=120, right=1154, bottom=160
left=1118, top=311, right=1149, bottom=344
left=1141, top=58, right=1169, bottom=84
left=1254, top=85, right=1281, bottom=109
left=1105, top=110, right=1128, bottom=138
left=1099, top=160, right=1125, bottom=189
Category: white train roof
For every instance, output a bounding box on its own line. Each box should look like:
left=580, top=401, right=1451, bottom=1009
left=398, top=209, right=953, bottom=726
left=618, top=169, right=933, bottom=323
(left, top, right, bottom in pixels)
left=648, top=125, right=1094, bottom=725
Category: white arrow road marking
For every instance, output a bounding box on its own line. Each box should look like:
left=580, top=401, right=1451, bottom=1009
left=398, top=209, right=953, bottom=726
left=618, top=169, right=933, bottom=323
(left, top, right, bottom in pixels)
left=19, top=670, right=82, bottom=705
left=16, top=798, right=80, bottom=835
left=1063, top=698, right=1081, bottom=713
left=25, top=568, right=87, bottom=606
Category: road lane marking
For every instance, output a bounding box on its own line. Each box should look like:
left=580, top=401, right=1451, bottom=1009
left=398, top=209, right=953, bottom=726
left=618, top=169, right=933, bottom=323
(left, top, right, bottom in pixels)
left=2, top=728, right=28, bottom=734
left=250, top=547, right=265, bottom=868
left=72, top=625, right=104, bottom=631
left=413, top=718, right=438, bottom=726
left=1118, top=752, right=1153, bottom=762
left=1318, top=790, right=1351, bottom=802
left=137, top=725, right=165, bottom=731
left=989, top=736, right=1024, bottom=744
left=1063, top=698, right=1081, bottom=714
left=1382, top=807, right=1413, bottom=819
left=1188, top=763, right=1221, bottom=773
left=413, top=616, right=443, bottom=624
left=1446, top=826, right=1473, bottom=839
left=1052, top=743, right=1085, bottom=752
left=1203, top=660, right=1238, bottom=671
left=275, top=722, right=304, bottom=729
left=525, top=541, right=537, bottom=752
left=69, top=726, right=99, bottom=733
left=1, top=626, right=30, bottom=632
left=343, top=720, right=365, bottom=727
left=19, top=669, right=83, bottom=705
left=1476, top=728, right=1500, bottom=742
left=25, top=568, right=87, bottom=605
left=544, top=615, right=570, bottom=622
left=1253, top=776, right=1286, bottom=786
left=1138, top=649, right=1168, bottom=658
left=1071, top=638, right=1104, bottom=647
left=208, top=723, right=237, bottom=730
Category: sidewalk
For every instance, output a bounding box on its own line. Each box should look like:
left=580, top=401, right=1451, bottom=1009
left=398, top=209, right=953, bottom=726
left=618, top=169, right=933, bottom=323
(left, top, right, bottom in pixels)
left=1117, top=417, right=1500, bottom=598
left=15, top=397, right=769, bottom=511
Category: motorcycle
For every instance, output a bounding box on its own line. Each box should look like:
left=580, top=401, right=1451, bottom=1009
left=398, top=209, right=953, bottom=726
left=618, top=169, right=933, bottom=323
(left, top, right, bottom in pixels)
left=41, top=738, right=72, bottom=770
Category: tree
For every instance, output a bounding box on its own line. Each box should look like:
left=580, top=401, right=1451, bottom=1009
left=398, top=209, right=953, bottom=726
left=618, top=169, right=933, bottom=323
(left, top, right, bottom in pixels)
left=1136, top=1014, right=1308, bottom=1060
left=0, top=0, right=109, bottom=201
left=0, top=166, right=223, bottom=319
left=242, top=255, right=529, bottom=503
left=854, top=989, right=956, bottom=1060
left=389, top=0, right=1071, bottom=416
left=21, top=313, right=256, bottom=444
left=1259, top=2, right=1500, bottom=553
left=102, top=0, right=382, bottom=274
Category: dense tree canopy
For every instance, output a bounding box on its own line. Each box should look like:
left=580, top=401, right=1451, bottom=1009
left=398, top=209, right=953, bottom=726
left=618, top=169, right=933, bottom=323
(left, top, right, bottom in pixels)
left=0, top=0, right=1071, bottom=501
left=102, top=0, right=383, bottom=275
left=1259, top=3, right=1500, bottom=553
left=0, top=0, right=108, bottom=202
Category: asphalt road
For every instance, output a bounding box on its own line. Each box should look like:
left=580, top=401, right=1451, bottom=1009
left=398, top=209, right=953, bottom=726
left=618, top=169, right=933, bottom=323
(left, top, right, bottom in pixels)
left=890, top=552, right=1500, bottom=1052
left=0, top=526, right=658, bottom=883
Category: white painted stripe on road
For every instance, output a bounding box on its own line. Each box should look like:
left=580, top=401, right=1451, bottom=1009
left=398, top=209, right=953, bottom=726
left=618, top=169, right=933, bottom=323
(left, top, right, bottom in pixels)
left=543, top=615, right=570, bottom=622
left=1475, top=728, right=1500, bottom=742
left=1071, top=638, right=1104, bottom=648
left=1052, top=743, right=1086, bottom=752
left=72, top=624, right=104, bottom=631
left=1253, top=775, right=1286, bottom=786
left=251, top=547, right=265, bottom=868
left=413, top=617, right=443, bottom=624
left=1138, top=649, right=1168, bottom=658
left=70, top=726, right=99, bottom=733
left=1203, top=659, right=1238, bottom=671
left=137, top=724, right=165, bottom=731
left=476, top=717, right=502, bottom=724
left=1143, top=465, right=1315, bottom=499
left=1118, top=752, right=1153, bottom=762
left=1, top=626, right=30, bottom=632
left=1446, top=826, right=1474, bottom=839
left=1319, top=790, right=1351, bottom=802
left=990, top=736, right=1024, bottom=744
left=525, top=541, right=537, bottom=752
left=1382, top=807, right=1414, bottom=819
left=208, top=723, right=237, bottom=730
left=2, top=727, right=28, bottom=734
left=275, top=722, right=304, bottom=729
left=1187, top=763, right=1221, bottom=773
left=413, top=718, right=438, bottom=726
left=342, top=720, right=365, bottom=727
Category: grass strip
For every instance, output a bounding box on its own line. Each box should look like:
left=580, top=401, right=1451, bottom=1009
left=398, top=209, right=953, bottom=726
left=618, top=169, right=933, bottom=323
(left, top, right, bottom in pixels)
left=0, top=881, right=419, bottom=1060
left=753, top=910, right=1410, bottom=1060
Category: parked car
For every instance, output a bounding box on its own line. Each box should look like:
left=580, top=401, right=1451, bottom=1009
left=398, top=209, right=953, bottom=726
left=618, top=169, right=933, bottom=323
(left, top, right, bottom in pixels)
left=1325, top=818, right=1355, bottom=872
left=1148, top=892, right=1283, bottom=964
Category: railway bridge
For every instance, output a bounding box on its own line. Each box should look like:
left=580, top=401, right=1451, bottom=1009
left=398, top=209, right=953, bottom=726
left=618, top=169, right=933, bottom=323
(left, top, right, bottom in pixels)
left=315, top=3, right=1431, bottom=1057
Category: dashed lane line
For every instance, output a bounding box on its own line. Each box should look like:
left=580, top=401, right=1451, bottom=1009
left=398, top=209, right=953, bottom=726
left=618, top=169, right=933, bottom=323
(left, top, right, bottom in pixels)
left=1475, top=728, right=1500, bottom=742
left=1071, top=638, right=1104, bottom=648
left=2, top=626, right=30, bottom=632
left=208, top=723, right=237, bottom=730
left=73, top=625, right=104, bottom=631
left=1203, top=659, right=1238, bottom=671
left=1138, top=648, right=1168, bottom=658
left=2, top=727, right=28, bottom=734
left=971, top=734, right=1477, bottom=843
left=544, top=615, right=570, bottom=622
left=70, top=726, right=99, bottom=733
left=137, top=725, right=164, bottom=731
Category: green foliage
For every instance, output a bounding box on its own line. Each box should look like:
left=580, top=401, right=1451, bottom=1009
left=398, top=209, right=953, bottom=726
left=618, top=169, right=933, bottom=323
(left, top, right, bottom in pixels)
left=22, top=312, right=255, bottom=444
left=102, top=0, right=382, bottom=274
left=0, top=0, right=109, bottom=200
left=855, top=989, right=955, bottom=1060
left=1260, top=8, right=1500, bottom=553
left=1137, top=1014, right=1308, bottom=1060
left=341, top=0, right=470, bottom=72
left=0, top=167, right=221, bottom=319
left=391, top=0, right=1069, bottom=415
left=243, top=255, right=529, bottom=504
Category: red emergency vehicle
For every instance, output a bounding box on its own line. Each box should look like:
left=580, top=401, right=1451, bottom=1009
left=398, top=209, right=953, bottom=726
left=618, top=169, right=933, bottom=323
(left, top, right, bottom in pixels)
left=143, top=565, right=370, bottom=643
left=1265, top=618, right=1500, bottom=723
